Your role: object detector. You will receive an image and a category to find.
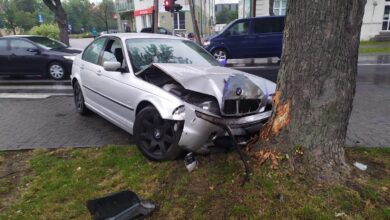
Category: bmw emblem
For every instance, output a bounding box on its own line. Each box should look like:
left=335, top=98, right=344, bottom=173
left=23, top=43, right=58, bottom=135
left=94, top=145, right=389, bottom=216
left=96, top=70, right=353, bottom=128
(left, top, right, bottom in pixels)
left=236, top=87, right=242, bottom=96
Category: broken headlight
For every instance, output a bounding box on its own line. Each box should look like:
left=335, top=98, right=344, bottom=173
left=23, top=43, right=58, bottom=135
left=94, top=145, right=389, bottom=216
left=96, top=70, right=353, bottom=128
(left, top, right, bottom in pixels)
left=172, top=105, right=185, bottom=120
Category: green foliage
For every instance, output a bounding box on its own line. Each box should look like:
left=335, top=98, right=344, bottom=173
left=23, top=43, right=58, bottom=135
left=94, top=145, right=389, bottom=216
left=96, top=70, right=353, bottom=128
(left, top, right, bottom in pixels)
left=64, top=0, right=117, bottom=34
left=0, top=0, right=44, bottom=34
left=29, top=24, right=59, bottom=39
left=216, top=6, right=238, bottom=24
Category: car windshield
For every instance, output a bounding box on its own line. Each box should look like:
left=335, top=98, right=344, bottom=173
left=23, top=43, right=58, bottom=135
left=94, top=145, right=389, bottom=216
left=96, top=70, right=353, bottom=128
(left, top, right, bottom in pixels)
left=126, top=38, right=219, bottom=72
left=26, top=36, right=67, bottom=49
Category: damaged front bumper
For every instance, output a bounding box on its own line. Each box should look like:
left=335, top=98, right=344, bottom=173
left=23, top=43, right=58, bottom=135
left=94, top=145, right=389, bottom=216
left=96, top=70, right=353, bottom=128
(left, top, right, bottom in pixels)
left=177, top=103, right=272, bottom=153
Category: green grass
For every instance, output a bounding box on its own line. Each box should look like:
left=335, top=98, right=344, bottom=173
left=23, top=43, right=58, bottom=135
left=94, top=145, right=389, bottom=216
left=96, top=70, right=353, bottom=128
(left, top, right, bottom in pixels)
left=359, top=41, right=390, bottom=54
left=0, top=146, right=389, bottom=219
left=359, top=47, right=390, bottom=54
left=360, top=41, right=390, bottom=46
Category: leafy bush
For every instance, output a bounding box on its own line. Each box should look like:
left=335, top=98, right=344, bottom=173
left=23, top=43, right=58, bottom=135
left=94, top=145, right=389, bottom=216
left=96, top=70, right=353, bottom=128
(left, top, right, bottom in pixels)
left=69, top=33, right=93, bottom=39
left=29, top=24, right=59, bottom=39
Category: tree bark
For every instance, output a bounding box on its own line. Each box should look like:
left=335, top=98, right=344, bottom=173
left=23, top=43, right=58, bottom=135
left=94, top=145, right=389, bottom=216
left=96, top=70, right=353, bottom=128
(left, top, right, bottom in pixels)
left=261, top=0, right=366, bottom=181
left=43, top=0, right=69, bottom=46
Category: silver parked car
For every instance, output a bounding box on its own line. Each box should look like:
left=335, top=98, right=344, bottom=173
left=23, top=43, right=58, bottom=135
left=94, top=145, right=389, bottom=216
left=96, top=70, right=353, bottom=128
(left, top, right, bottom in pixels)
left=71, top=33, right=276, bottom=161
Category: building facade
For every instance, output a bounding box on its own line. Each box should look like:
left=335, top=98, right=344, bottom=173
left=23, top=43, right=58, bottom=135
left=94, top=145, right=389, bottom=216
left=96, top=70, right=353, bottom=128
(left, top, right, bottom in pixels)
left=115, top=0, right=215, bottom=37
left=238, top=0, right=390, bottom=40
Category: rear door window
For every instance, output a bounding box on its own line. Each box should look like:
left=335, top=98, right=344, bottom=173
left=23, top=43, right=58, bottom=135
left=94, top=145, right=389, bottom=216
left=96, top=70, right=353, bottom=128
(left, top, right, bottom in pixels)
left=82, top=37, right=107, bottom=64
left=253, top=17, right=285, bottom=34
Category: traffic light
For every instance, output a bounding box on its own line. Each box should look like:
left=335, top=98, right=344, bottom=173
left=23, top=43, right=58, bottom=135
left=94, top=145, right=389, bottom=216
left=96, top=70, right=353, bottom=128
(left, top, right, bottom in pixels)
left=164, top=0, right=182, bottom=12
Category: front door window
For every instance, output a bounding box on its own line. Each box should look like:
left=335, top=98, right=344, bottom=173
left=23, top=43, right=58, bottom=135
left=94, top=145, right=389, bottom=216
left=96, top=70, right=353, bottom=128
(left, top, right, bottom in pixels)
left=383, top=5, right=390, bottom=31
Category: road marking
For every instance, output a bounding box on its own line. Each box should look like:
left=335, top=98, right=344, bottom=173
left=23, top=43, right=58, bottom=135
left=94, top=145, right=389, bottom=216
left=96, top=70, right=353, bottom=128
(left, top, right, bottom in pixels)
left=357, top=63, right=390, bottom=66
left=0, top=85, right=71, bottom=90
left=0, top=93, right=72, bottom=99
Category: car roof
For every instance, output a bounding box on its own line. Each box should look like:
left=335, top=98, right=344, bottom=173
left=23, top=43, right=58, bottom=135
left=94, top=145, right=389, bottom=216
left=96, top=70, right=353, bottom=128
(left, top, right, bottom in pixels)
left=0, top=35, right=46, bottom=39
left=100, top=33, right=186, bottom=41
left=235, top=15, right=285, bottom=22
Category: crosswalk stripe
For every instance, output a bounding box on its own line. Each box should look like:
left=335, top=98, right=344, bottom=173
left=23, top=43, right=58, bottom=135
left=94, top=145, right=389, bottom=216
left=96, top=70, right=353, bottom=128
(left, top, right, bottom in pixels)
left=0, top=93, right=72, bottom=99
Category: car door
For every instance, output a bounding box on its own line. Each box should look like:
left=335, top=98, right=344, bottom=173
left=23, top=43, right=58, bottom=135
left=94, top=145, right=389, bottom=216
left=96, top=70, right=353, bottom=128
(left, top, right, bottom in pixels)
left=0, top=39, right=10, bottom=74
left=79, top=37, right=107, bottom=110
left=252, top=17, right=285, bottom=58
left=220, top=19, right=251, bottom=59
left=8, top=38, right=45, bottom=74
left=95, top=37, right=136, bottom=131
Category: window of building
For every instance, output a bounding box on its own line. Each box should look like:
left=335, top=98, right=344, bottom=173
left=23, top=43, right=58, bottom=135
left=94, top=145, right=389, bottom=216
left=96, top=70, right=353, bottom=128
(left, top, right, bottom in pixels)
left=273, top=0, right=287, bottom=16
left=174, top=12, right=185, bottom=30
left=141, top=15, right=147, bottom=28
left=383, top=5, right=390, bottom=31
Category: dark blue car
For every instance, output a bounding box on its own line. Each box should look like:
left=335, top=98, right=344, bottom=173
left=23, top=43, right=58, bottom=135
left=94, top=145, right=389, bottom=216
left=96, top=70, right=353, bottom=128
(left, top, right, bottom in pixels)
left=204, top=16, right=285, bottom=60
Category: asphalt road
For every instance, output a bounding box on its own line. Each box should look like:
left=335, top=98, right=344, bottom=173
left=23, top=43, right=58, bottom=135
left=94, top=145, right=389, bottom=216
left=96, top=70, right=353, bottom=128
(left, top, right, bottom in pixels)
left=0, top=38, right=389, bottom=149
left=0, top=63, right=389, bottom=150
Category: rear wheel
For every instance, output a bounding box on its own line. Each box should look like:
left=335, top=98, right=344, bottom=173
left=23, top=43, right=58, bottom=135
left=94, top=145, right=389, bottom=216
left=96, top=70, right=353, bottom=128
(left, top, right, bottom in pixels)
left=73, top=81, right=90, bottom=115
left=134, top=106, right=184, bottom=161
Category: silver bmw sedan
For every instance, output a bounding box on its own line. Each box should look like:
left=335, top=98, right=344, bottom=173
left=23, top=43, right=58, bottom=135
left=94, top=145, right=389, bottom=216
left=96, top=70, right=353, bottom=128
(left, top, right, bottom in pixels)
left=71, top=33, right=276, bottom=161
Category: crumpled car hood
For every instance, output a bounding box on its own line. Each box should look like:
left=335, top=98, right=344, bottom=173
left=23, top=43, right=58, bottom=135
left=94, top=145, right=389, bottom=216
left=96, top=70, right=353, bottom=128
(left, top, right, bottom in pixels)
left=145, top=63, right=276, bottom=102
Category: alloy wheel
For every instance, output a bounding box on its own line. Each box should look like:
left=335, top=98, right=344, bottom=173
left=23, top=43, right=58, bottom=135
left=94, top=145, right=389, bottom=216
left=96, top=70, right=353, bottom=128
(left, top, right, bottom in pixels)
left=135, top=107, right=183, bottom=161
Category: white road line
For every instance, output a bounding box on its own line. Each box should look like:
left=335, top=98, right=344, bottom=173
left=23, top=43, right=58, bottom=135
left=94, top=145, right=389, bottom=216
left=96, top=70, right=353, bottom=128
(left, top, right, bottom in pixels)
left=0, top=93, right=72, bottom=99
left=0, top=85, right=72, bottom=90
left=357, top=63, right=390, bottom=66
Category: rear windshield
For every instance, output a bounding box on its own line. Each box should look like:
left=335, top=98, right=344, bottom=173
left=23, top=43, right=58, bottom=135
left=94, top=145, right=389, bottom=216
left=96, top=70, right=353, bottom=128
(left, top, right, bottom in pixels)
left=26, top=36, right=67, bottom=49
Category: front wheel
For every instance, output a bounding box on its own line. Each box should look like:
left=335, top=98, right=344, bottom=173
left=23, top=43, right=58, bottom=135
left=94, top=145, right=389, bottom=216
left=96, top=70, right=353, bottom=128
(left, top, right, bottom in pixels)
left=134, top=106, right=184, bottom=161
left=48, top=62, right=66, bottom=80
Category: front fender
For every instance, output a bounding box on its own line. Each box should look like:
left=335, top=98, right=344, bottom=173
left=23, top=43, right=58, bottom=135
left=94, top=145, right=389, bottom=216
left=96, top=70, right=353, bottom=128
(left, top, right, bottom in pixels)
left=135, top=93, right=184, bottom=120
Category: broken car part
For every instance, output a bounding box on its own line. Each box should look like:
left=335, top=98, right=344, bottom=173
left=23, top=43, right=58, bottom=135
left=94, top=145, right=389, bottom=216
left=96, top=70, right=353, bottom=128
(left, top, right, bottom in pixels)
left=86, top=190, right=155, bottom=220
left=184, top=152, right=198, bottom=172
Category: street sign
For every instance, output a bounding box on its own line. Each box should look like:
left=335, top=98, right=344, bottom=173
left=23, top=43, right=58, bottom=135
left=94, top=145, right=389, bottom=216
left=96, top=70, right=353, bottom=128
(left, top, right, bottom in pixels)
left=38, top=14, right=43, bottom=23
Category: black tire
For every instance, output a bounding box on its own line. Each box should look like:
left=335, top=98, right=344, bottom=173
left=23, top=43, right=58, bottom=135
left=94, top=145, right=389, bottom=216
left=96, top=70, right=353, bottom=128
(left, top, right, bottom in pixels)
left=47, top=61, right=66, bottom=80
left=73, top=81, right=90, bottom=115
left=212, top=48, right=228, bottom=60
left=134, top=106, right=184, bottom=161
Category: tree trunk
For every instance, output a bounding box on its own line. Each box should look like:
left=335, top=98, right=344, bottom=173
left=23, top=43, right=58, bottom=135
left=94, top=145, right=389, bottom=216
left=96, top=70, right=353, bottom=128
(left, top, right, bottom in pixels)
left=261, top=0, right=366, bottom=181
left=43, top=0, right=69, bottom=46
left=55, top=8, right=69, bottom=46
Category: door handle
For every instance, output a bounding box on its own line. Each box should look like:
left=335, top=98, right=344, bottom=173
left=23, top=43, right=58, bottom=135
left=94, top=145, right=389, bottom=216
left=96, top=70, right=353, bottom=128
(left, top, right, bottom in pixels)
left=96, top=70, right=102, bottom=76
left=80, top=65, right=84, bottom=70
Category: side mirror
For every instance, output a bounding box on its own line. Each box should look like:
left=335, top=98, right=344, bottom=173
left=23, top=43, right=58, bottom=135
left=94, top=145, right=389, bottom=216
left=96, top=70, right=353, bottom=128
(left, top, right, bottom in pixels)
left=223, top=31, right=231, bottom=37
left=103, top=61, right=121, bottom=72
